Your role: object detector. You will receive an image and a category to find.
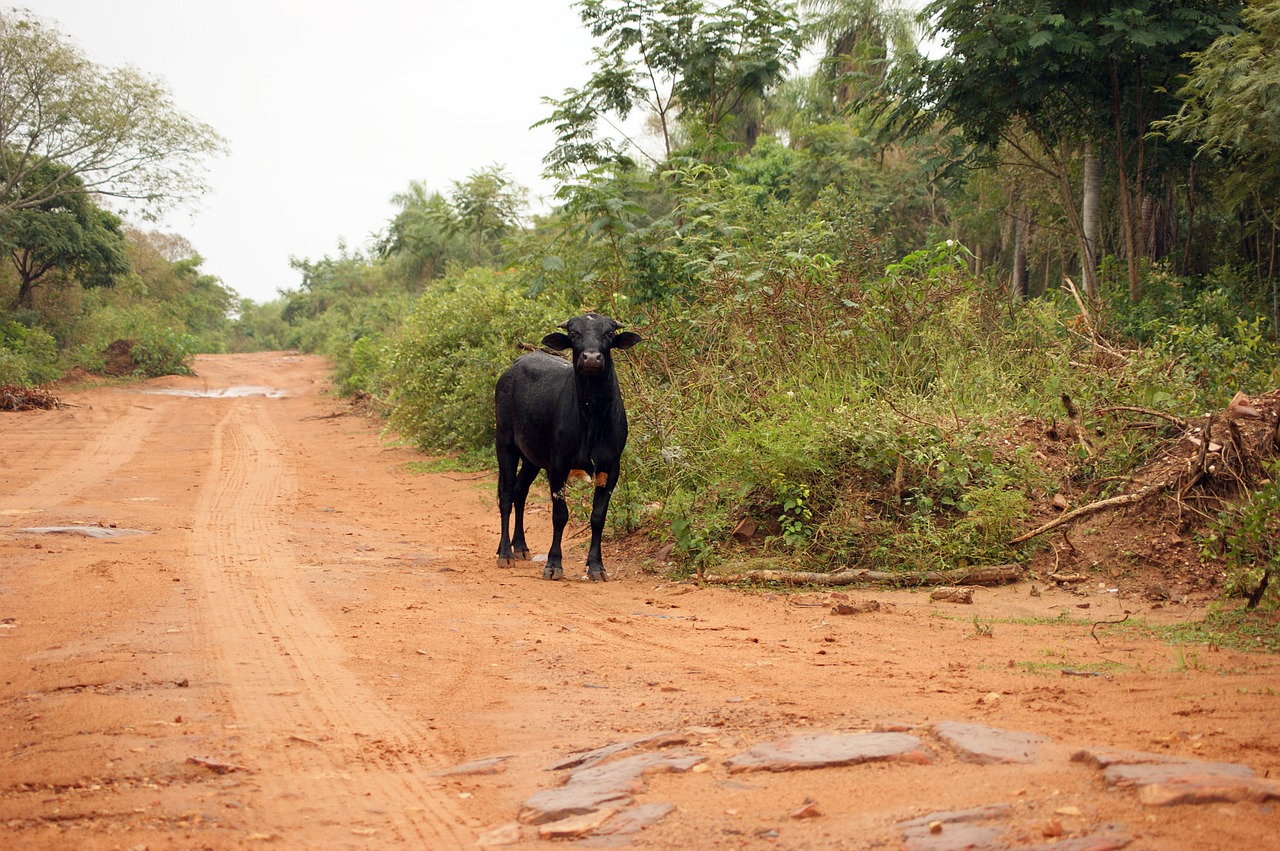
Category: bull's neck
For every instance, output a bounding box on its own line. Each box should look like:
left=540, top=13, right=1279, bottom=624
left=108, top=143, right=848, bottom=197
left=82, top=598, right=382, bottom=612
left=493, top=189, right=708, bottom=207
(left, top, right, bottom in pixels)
left=573, top=368, right=616, bottom=412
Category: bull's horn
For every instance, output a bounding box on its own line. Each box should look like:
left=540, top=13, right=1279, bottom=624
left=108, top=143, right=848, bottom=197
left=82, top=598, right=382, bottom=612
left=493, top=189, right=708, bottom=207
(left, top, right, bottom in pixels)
left=557, top=320, right=569, bottom=329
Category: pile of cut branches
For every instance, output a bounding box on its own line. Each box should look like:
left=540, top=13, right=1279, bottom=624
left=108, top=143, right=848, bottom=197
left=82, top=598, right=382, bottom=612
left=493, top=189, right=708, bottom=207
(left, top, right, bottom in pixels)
left=1013, top=390, right=1280, bottom=545
left=0, top=385, right=63, bottom=412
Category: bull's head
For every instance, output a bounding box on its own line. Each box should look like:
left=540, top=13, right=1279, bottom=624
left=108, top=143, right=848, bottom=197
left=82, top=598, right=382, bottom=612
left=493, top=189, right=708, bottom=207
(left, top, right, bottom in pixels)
left=542, top=313, right=641, bottom=376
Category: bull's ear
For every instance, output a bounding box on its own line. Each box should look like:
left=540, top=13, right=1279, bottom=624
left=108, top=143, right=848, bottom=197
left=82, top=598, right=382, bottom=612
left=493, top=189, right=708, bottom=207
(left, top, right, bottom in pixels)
left=611, top=331, right=642, bottom=350
left=541, top=332, right=572, bottom=350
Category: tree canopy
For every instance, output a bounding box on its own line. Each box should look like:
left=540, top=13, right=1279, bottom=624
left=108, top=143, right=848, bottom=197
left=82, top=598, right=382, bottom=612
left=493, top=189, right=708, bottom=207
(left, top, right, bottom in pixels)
left=1161, top=0, right=1280, bottom=219
left=0, top=8, right=226, bottom=220
left=0, top=160, right=129, bottom=309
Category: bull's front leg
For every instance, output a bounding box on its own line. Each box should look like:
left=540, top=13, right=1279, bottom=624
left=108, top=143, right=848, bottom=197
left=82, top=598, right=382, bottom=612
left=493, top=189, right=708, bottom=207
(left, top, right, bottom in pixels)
left=585, top=469, right=617, bottom=581
left=544, top=471, right=570, bottom=581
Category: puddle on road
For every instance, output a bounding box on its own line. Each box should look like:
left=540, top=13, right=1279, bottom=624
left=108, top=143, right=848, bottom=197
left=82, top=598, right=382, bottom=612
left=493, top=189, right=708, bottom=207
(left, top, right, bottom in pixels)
left=20, top=526, right=149, bottom=538
left=139, top=386, right=288, bottom=399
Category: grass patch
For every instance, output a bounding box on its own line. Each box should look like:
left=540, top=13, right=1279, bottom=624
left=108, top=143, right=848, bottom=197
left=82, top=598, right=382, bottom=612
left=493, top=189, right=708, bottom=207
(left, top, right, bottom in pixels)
left=1016, top=659, right=1129, bottom=677
left=403, top=458, right=488, bottom=475
left=1120, top=606, right=1280, bottom=654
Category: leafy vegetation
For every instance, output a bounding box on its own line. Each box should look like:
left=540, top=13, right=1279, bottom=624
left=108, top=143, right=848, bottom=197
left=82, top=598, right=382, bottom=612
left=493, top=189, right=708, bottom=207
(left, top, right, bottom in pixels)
left=378, top=267, right=570, bottom=462
left=1202, top=461, right=1280, bottom=608
left=0, top=8, right=225, bottom=219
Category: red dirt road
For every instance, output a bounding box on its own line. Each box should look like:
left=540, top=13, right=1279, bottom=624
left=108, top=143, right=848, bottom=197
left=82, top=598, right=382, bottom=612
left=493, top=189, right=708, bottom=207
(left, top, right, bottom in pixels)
left=1, top=352, right=1277, bottom=849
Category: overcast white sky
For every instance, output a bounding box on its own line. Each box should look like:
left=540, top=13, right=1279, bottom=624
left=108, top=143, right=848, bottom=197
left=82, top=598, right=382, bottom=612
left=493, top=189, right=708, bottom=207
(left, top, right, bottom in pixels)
left=25, top=1, right=599, bottom=303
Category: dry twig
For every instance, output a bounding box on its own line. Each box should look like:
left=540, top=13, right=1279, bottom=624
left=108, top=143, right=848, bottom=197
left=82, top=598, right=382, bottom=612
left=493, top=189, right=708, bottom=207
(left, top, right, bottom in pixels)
left=1095, top=406, right=1190, bottom=432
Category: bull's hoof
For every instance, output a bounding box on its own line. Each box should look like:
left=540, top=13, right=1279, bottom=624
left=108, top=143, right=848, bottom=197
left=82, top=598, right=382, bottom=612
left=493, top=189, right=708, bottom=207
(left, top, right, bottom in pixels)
left=587, top=567, right=608, bottom=582
left=512, top=546, right=531, bottom=560
left=497, top=556, right=514, bottom=568
left=543, top=564, right=564, bottom=581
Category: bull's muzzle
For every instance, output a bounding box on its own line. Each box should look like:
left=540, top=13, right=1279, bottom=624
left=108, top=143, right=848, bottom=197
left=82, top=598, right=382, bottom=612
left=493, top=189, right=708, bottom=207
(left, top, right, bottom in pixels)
left=577, top=351, right=605, bottom=375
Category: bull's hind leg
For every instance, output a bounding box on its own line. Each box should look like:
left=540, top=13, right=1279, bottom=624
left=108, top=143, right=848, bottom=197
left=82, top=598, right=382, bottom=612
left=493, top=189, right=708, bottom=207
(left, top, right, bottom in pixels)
left=509, top=459, right=540, bottom=561
left=495, top=443, right=523, bottom=567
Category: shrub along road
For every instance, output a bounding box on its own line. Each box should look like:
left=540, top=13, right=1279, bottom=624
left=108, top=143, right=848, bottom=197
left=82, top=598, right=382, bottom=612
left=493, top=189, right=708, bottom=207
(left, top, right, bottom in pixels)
left=0, top=352, right=1276, bottom=848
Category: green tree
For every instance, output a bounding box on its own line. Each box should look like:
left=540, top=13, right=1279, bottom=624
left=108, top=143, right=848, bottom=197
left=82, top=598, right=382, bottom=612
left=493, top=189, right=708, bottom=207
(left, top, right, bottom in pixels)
left=803, top=0, right=919, bottom=108
left=1161, top=0, right=1280, bottom=332
left=0, top=8, right=225, bottom=219
left=445, top=166, right=528, bottom=267
left=0, top=161, right=129, bottom=309
left=124, top=228, right=235, bottom=343
left=1164, top=0, right=1280, bottom=163
left=896, top=0, right=1241, bottom=299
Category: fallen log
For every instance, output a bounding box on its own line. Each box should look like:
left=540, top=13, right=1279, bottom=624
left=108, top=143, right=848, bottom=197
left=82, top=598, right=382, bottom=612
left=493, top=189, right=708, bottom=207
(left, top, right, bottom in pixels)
left=702, top=564, right=1025, bottom=588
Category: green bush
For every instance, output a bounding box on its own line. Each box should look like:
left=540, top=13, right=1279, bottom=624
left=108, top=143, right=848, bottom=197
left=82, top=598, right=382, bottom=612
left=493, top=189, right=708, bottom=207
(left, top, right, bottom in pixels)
left=315, top=290, right=417, bottom=394
left=130, top=326, right=197, bottom=377
left=622, top=233, right=1079, bottom=572
left=1202, top=463, right=1280, bottom=609
left=334, top=333, right=385, bottom=397
left=1101, top=265, right=1280, bottom=409
left=0, top=320, right=61, bottom=385
left=381, top=267, right=570, bottom=460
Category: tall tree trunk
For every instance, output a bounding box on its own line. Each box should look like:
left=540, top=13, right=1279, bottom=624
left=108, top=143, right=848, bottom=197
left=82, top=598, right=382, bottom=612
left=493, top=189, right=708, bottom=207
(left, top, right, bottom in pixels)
left=1273, top=224, right=1279, bottom=343
left=14, top=279, right=36, bottom=310
left=1081, top=145, right=1101, bottom=297
left=1012, top=200, right=1030, bottom=301
left=1182, top=163, right=1198, bottom=273
left=1107, top=57, right=1142, bottom=301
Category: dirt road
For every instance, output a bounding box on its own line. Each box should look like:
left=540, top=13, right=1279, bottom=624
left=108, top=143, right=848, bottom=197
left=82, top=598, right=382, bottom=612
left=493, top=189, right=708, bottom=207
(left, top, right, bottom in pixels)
left=1, top=352, right=1277, bottom=849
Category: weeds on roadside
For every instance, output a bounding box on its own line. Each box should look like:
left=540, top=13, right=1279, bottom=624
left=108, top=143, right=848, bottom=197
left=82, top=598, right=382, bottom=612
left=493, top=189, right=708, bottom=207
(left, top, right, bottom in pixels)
left=1121, top=606, right=1280, bottom=654
left=343, top=164, right=1280, bottom=602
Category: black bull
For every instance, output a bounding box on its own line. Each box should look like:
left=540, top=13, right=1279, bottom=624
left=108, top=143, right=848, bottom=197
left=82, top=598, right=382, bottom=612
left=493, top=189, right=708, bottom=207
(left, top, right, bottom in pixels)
left=494, top=313, right=642, bottom=580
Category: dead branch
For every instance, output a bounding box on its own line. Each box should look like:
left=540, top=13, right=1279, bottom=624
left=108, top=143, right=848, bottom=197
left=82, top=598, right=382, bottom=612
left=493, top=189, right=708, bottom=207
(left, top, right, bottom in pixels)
left=1095, top=406, right=1190, bottom=432
left=883, top=397, right=946, bottom=433
left=1224, top=417, right=1249, bottom=487
left=0, top=385, right=64, bottom=411
left=702, top=564, right=1025, bottom=588
left=1062, top=394, right=1093, bottom=456
left=1063, top=277, right=1129, bottom=361
left=1010, top=482, right=1166, bottom=544
left=1063, top=276, right=1100, bottom=345
left=1180, top=413, right=1213, bottom=496
left=1015, top=390, right=1280, bottom=547
left=1091, top=613, right=1131, bottom=644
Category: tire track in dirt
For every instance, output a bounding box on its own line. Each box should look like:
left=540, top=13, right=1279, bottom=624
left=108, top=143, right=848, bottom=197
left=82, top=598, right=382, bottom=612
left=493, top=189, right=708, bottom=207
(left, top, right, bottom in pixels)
left=2, top=399, right=165, bottom=511
left=507, top=580, right=792, bottom=696
left=189, top=400, right=473, bottom=846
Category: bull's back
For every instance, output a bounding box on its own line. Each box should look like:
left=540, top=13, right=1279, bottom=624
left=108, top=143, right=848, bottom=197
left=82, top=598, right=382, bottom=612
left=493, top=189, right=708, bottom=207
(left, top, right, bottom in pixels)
left=495, top=353, right=572, bottom=466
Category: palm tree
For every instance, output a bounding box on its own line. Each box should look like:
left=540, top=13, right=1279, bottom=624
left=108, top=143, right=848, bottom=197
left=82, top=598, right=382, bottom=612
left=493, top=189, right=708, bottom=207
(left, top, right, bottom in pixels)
left=377, top=180, right=459, bottom=288
left=803, top=0, right=919, bottom=109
